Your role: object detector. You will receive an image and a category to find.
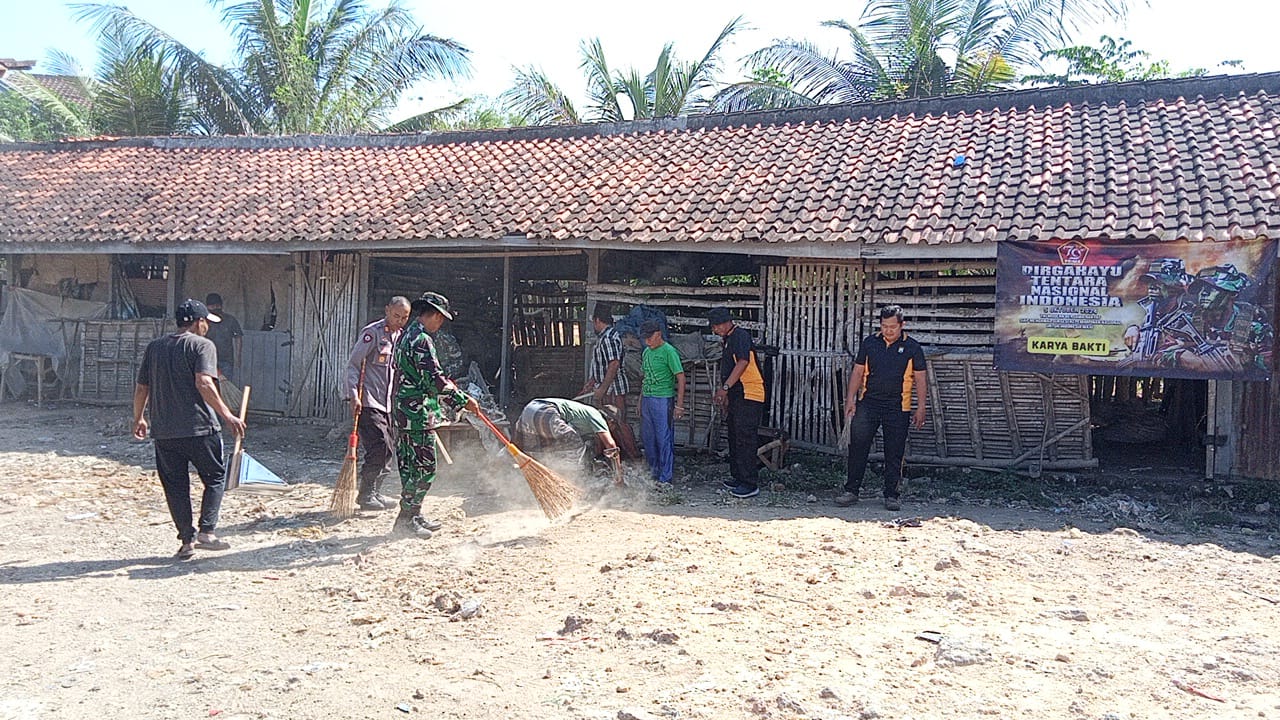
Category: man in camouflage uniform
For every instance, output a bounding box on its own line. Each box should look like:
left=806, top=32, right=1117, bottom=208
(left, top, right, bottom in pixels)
left=1121, top=258, right=1194, bottom=369
left=344, top=296, right=410, bottom=511
left=1176, top=265, right=1274, bottom=374
left=514, top=397, right=623, bottom=485
left=392, top=292, right=479, bottom=538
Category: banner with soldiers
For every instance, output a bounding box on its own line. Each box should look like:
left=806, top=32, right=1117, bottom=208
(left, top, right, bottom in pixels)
left=994, top=239, right=1276, bottom=381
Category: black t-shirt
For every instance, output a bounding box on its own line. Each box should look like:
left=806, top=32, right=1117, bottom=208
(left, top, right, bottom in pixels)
left=137, top=331, right=221, bottom=440
left=852, top=332, right=927, bottom=411
left=205, top=312, right=243, bottom=366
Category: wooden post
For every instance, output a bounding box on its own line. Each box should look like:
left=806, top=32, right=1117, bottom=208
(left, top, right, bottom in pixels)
left=1208, top=379, right=1236, bottom=479
left=585, top=250, right=600, bottom=377
left=166, top=253, right=177, bottom=321
left=499, top=256, right=512, bottom=410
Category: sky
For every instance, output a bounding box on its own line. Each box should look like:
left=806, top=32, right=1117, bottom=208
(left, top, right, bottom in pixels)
left=1, top=0, right=1277, bottom=123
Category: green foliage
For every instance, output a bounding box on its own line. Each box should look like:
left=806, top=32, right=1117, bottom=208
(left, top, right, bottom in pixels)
left=0, top=90, right=76, bottom=142
left=717, top=0, right=1131, bottom=110
left=502, top=16, right=744, bottom=125
left=1025, top=35, right=1232, bottom=85
left=384, top=97, right=528, bottom=132
left=73, top=0, right=471, bottom=135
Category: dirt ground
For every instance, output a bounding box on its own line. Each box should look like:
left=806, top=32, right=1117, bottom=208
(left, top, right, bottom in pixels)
left=1, top=400, right=1278, bottom=720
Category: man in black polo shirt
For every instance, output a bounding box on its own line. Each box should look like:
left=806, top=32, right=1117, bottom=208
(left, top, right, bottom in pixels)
left=837, top=305, right=927, bottom=511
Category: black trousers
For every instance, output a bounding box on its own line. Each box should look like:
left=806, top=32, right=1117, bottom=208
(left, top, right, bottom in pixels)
left=154, top=433, right=226, bottom=542
left=845, top=404, right=910, bottom=499
left=726, top=392, right=764, bottom=489
left=357, top=408, right=396, bottom=484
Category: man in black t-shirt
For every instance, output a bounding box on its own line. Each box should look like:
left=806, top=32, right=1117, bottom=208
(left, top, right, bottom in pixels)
left=708, top=307, right=766, bottom=499
left=134, top=299, right=246, bottom=560
left=204, top=293, right=244, bottom=382
left=838, top=305, right=927, bottom=511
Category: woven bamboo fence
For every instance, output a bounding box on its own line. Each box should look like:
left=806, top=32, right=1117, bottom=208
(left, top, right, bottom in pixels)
left=78, top=319, right=167, bottom=404
left=288, top=251, right=364, bottom=419
left=909, top=351, right=1094, bottom=470
left=763, top=259, right=1093, bottom=469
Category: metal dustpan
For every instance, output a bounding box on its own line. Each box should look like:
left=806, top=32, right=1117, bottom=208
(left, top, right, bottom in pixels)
left=227, top=449, right=288, bottom=494
left=225, top=385, right=289, bottom=495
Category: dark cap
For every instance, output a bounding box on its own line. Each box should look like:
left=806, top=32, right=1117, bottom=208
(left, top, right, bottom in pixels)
left=416, top=291, right=454, bottom=320
left=204, top=292, right=223, bottom=306
left=1140, top=258, right=1191, bottom=287
left=640, top=320, right=662, bottom=337
left=176, top=298, right=221, bottom=325
left=706, top=307, right=732, bottom=326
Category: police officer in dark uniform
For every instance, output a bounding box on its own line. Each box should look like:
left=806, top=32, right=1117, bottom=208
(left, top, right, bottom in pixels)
left=837, top=305, right=928, bottom=511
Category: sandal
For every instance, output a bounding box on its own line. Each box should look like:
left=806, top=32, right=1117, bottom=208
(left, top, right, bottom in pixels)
left=194, top=537, right=231, bottom=551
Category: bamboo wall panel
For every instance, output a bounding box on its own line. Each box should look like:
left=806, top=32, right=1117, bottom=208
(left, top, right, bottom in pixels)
left=901, top=352, right=1093, bottom=469
left=514, top=283, right=585, bottom=348
left=288, top=251, right=362, bottom=419
left=866, top=259, right=996, bottom=347
left=764, top=262, right=864, bottom=449
left=77, top=319, right=167, bottom=404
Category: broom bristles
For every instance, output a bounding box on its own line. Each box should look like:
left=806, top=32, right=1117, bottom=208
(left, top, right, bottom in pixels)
left=330, top=453, right=359, bottom=518
left=837, top=416, right=853, bottom=451
left=221, top=378, right=245, bottom=413
left=507, top=444, right=578, bottom=519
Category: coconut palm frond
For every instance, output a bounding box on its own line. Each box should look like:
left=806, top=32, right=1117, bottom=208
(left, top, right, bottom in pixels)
left=745, top=39, right=875, bottom=105
left=500, top=66, right=580, bottom=126
left=92, top=28, right=199, bottom=136
left=74, top=2, right=257, bottom=133
left=616, top=67, right=650, bottom=120
left=580, top=38, right=625, bottom=123
left=2, top=71, right=94, bottom=136
left=674, top=15, right=745, bottom=112
left=710, top=81, right=818, bottom=113
left=380, top=97, right=468, bottom=132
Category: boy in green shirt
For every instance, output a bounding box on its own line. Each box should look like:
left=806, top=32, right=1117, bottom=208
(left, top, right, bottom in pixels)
left=639, top=320, right=685, bottom=485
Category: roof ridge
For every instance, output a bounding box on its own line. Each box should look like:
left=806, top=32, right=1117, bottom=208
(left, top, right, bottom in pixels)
left=2, top=71, right=1278, bottom=152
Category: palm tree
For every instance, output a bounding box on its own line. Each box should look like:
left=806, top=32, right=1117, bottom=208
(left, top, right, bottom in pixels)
left=502, top=16, right=744, bottom=125
left=73, top=0, right=472, bottom=135
left=0, top=38, right=196, bottom=140
left=715, top=0, right=1128, bottom=111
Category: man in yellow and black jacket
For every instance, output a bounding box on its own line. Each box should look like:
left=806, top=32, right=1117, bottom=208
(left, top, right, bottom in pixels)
left=838, top=305, right=928, bottom=511
left=709, top=307, right=767, bottom=499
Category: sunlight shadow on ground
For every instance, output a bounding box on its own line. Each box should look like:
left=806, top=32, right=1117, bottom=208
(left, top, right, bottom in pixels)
left=0, top=534, right=388, bottom=585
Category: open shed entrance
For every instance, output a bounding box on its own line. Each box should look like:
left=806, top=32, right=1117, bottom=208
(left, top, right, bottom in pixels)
left=1089, top=375, right=1207, bottom=478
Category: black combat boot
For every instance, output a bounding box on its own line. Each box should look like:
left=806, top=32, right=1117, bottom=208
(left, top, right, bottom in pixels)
left=391, top=506, right=440, bottom=538
left=368, top=477, right=397, bottom=510
left=357, top=477, right=394, bottom=511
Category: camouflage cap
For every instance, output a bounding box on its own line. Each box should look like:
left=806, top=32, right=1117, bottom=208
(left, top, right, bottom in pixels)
left=1191, top=264, right=1250, bottom=293
left=416, top=291, right=454, bottom=320
left=1140, top=258, right=1191, bottom=287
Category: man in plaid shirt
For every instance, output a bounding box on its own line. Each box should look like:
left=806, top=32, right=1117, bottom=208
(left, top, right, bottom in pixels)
left=581, top=303, right=629, bottom=420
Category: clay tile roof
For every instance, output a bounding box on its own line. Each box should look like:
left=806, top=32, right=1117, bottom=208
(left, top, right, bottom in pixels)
left=2, top=73, right=1280, bottom=252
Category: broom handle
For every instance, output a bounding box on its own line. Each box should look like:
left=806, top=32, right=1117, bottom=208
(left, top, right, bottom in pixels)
left=475, top=408, right=512, bottom=445
left=348, top=360, right=366, bottom=456
left=231, top=385, right=251, bottom=459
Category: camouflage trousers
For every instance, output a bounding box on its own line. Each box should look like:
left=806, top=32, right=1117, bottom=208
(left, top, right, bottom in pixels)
left=395, top=428, right=439, bottom=512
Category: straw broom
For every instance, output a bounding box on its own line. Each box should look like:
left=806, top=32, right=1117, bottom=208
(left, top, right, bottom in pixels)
left=474, top=408, right=578, bottom=519
left=837, top=412, right=853, bottom=451
left=220, top=376, right=244, bottom=414
left=329, top=360, right=365, bottom=518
